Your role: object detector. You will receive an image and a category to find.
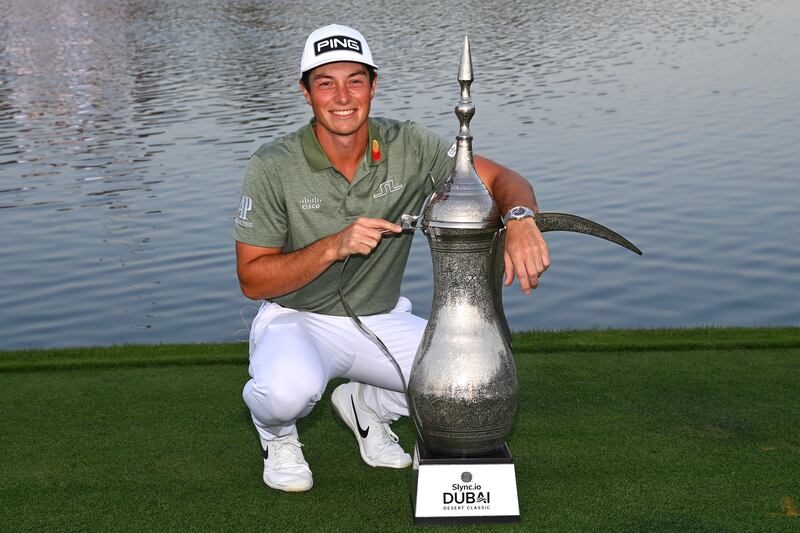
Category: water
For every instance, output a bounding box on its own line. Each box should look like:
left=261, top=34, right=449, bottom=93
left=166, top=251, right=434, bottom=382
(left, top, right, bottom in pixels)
left=1, top=0, right=798, bottom=349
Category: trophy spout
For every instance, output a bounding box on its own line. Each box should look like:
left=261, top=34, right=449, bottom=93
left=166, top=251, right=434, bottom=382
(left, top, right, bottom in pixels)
left=535, top=212, right=643, bottom=255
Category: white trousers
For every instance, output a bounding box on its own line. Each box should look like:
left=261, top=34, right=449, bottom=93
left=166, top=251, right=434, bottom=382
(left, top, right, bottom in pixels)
left=242, top=297, right=426, bottom=441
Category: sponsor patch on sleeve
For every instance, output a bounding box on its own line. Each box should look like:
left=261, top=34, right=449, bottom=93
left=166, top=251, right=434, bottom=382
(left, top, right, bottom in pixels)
left=236, top=195, right=254, bottom=228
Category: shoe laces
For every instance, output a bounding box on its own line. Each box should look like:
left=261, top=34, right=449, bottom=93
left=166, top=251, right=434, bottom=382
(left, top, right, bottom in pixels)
left=268, top=434, right=305, bottom=467
left=373, top=423, right=401, bottom=453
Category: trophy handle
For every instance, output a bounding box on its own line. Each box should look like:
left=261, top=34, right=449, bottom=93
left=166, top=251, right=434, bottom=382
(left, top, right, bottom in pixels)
left=401, top=190, right=437, bottom=232
left=490, top=228, right=513, bottom=349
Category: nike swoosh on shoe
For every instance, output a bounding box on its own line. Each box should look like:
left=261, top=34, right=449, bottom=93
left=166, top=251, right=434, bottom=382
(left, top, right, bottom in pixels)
left=351, top=395, right=370, bottom=438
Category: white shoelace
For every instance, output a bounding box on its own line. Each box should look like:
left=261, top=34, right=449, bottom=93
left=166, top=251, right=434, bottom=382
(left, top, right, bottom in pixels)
left=374, top=424, right=401, bottom=453
left=268, top=435, right=305, bottom=467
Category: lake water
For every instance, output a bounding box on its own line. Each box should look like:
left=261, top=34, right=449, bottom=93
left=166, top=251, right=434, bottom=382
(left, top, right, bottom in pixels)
left=1, top=0, right=798, bottom=349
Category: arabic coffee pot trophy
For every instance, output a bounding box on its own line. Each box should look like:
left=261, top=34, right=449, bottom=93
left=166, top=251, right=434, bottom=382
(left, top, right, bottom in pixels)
left=405, top=36, right=641, bottom=524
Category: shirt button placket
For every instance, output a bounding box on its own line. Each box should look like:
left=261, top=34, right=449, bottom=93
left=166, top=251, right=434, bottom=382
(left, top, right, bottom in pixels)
left=345, top=185, right=354, bottom=217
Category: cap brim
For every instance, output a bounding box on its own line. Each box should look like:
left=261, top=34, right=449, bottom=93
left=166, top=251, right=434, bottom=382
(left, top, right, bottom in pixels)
left=302, top=60, right=378, bottom=74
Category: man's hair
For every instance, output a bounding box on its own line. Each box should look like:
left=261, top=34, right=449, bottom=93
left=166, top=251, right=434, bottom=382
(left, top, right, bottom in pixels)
left=301, top=66, right=376, bottom=91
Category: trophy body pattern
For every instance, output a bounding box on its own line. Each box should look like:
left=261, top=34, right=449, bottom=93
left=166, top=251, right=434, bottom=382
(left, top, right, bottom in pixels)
left=408, top=37, right=517, bottom=457
left=410, top=227, right=518, bottom=456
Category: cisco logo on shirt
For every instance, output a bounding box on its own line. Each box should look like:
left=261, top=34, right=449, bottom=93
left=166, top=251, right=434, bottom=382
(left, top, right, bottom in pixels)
left=300, top=196, right=321, bottom=210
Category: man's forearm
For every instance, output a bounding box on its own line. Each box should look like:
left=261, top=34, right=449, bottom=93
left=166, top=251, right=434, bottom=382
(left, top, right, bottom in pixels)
left=473, top=154, right=549, bottom=293
left=237, top=237, right=338, bottom=300
left=237, top=217, right=402, bottom=301
left=489, top=169, right=539, bottom=214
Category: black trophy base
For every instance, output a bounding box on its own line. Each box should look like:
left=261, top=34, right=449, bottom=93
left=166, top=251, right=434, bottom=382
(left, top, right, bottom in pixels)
left=410, top=439, right=521, bottom=525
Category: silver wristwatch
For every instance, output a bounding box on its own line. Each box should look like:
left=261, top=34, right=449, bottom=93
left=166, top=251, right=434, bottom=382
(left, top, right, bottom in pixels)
left=502, top=206, right=536, bottom=225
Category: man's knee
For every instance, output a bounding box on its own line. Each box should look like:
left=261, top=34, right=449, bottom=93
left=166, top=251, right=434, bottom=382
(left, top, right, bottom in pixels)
left=244, top=317, right=328, bottom=425
left=243, top=373, right=324, bottom=425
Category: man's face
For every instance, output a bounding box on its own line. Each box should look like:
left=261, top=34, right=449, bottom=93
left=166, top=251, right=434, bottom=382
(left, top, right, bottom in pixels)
left=300, top=62, right=376, bottom=138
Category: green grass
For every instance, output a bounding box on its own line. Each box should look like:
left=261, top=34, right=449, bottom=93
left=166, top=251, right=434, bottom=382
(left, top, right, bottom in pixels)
left=1, top=327, right=799, bottom=531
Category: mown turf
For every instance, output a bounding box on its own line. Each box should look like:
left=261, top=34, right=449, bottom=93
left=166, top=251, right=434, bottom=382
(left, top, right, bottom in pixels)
left=1, top=328, right=799, bottom=531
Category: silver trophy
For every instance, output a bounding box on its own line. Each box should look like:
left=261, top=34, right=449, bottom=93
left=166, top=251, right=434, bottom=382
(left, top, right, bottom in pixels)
left=406, top=37, right=641, bottom=524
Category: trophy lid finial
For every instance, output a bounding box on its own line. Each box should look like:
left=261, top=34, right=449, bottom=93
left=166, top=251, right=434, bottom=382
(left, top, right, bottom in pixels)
left=458, top=36, right=473, bottom=83
left=421, top=36, right=500, bottom=230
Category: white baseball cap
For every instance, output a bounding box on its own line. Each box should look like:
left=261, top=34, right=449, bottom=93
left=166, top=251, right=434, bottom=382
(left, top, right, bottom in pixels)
left=300, top=24, right=378, bottom=75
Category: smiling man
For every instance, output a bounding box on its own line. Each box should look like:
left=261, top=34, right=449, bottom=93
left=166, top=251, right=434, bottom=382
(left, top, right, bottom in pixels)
left=234, top=24, right=549, bottom=492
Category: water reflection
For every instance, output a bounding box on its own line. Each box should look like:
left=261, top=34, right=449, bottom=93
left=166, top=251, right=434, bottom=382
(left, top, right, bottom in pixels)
left=0, top=0, right=798, bottom=348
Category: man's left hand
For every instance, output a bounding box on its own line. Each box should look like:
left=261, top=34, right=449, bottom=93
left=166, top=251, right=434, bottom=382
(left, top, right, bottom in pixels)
left=503, top=217, right=550, bottom=294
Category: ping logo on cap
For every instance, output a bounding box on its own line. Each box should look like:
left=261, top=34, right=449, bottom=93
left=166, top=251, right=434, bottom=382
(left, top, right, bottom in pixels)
left=314, top=36, right=363, bottom=56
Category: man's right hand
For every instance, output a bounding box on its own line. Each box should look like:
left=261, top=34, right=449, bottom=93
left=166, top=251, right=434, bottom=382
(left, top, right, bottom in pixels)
left=331, top=217, right=402, bottom=260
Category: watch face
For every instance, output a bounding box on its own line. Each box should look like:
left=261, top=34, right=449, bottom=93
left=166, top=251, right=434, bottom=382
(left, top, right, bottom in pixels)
left=503, top=206, right=533, bottom=225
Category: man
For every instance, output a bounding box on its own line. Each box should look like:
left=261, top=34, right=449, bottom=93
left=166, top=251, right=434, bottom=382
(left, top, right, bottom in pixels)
left=234, top=24, right=549, bottom=493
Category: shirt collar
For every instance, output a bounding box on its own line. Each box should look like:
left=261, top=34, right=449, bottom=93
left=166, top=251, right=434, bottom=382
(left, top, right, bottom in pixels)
left=301, top=118, right=385, bottom=172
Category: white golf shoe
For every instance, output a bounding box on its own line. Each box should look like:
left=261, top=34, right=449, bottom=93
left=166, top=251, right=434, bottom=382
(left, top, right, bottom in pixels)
left=331, top=382, right=412, bottom=469
left=261, top=430, right=313, bottom=492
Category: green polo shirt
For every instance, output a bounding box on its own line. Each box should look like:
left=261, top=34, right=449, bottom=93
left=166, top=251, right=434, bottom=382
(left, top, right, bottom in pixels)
left=233, top=117, right=454, bottom=316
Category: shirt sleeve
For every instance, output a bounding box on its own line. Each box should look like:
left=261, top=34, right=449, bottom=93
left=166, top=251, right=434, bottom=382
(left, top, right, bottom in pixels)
left=232, top=154, right=287, bottom=248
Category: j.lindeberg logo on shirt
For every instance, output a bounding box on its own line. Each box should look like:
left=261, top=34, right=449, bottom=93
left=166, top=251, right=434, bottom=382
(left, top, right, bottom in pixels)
left=300, top=196, right=321, bottom=210
left=236, top=195, right=253, bottom=228
left=372, top=179, right=403, bottom=199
